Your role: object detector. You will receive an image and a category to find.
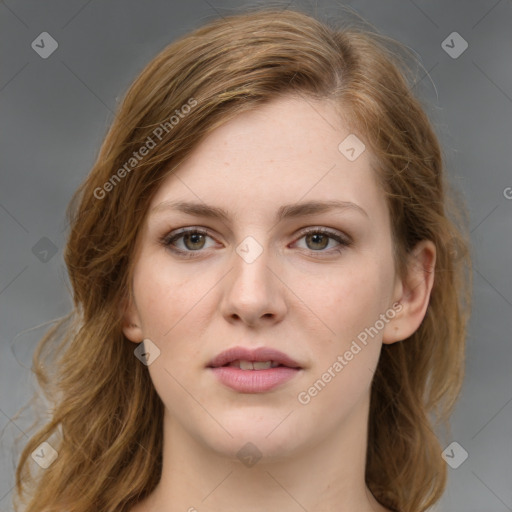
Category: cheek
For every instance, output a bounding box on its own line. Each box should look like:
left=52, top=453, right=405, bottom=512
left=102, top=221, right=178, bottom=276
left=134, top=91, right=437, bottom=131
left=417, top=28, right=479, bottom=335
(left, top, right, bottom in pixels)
left=132, top=256, right=217, bottom=378
left=133, top=257, right=202, bottom=337
left=294, top=266, right=388, bottom=420
left=303, top=260, right=388, bottom=348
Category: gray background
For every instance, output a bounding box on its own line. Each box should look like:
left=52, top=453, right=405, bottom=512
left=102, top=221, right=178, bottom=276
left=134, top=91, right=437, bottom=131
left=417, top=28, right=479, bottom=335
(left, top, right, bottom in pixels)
left=1, top=1, right=511, bottom=511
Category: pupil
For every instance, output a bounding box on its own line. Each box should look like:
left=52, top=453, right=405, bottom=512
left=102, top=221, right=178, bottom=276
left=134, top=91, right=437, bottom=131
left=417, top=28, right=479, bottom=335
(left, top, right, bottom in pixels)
left=186, top=233, right=204, bottom=250
left=307, top=233, right=327, bottom=250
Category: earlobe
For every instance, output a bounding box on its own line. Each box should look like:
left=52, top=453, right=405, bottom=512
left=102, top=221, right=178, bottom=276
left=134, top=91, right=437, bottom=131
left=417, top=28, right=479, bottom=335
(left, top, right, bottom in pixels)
left=120, top=295, right=144, bottom=343
left=382, top=240, right=436, bottom=345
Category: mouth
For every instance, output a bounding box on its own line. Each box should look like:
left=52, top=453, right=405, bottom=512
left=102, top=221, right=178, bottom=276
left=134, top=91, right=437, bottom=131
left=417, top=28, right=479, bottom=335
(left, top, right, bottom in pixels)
left=207, top=346, right=303, bottom=393
left=206, top=346, right=302, bottom=370
left=217, top=360, right=292, bottom=370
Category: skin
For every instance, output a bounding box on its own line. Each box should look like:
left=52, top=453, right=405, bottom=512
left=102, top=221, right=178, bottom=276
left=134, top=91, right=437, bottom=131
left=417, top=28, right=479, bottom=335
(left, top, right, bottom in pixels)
left=123, top=95, right=436, bottom=512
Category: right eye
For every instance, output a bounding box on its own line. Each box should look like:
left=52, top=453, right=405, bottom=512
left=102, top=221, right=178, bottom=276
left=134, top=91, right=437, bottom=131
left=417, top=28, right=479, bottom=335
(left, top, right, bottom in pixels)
left=161, top=228, right=218, bottom=258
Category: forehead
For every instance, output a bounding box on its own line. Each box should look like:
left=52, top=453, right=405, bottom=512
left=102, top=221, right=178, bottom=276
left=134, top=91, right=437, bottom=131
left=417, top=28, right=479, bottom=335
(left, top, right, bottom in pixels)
left=150, top=95, right=387, bottom=225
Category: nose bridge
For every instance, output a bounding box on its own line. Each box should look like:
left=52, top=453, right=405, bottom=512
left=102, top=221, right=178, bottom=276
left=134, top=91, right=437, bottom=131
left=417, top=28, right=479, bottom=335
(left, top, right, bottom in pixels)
left=232, top=232, right=274, bottom=297
left=221, top=231, right=285, bottom=324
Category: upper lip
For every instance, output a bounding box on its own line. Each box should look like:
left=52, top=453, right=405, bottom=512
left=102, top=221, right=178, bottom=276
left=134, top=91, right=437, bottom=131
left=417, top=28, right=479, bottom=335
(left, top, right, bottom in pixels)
left=207, top=346, right=302, bottom=368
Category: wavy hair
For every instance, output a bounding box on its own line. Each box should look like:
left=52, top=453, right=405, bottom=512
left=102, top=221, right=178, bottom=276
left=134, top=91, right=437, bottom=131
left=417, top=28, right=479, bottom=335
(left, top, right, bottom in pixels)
left=13, top=7, right=472, bottom=512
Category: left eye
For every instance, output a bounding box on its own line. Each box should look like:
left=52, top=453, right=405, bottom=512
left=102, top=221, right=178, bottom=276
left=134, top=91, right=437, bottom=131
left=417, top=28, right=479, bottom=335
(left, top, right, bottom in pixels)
left=161, top=228, right=351, bottom=257
left=293, top=228, right=350, bottom=252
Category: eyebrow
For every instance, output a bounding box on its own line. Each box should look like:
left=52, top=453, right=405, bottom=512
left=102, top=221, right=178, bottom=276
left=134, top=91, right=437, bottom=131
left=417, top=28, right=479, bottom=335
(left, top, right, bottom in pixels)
left=150, top=199, right=368, bottom=222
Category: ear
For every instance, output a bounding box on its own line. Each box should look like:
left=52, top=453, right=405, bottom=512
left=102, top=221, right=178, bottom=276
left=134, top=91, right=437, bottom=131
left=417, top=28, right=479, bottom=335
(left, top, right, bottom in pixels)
left=382, top=240, right=436, bottom=345
left=120, top=293, right=144, bottom=344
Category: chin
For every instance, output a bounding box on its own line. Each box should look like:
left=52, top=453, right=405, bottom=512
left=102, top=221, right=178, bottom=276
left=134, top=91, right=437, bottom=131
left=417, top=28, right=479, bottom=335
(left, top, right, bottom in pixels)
left=199, top=415, right=310, bottom=463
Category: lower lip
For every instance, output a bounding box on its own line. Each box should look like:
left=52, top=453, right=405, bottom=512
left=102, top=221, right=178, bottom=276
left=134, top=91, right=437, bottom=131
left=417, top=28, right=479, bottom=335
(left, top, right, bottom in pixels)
left=209, top=366, right=301, bottom=393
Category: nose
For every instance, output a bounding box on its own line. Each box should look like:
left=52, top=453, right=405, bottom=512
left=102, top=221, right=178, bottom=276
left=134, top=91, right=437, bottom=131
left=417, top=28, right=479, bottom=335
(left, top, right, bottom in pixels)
left=220, top=240, right=287, bottom=328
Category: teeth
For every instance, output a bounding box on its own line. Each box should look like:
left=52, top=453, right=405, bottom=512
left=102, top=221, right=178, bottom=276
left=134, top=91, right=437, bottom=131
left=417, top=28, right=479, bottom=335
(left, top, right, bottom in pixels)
left=229, top=360, right=281, bottom=370
left=253, top=361, right=272, bottom=370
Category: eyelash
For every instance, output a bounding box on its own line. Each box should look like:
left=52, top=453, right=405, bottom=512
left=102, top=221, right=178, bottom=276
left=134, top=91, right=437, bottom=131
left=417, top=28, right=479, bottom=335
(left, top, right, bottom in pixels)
left=160, top=227, right=352, bottom=259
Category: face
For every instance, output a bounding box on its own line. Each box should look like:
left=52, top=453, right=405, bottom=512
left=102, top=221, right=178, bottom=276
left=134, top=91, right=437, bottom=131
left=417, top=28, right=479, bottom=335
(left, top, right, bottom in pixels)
left=123, top=95, right=407, bottom=460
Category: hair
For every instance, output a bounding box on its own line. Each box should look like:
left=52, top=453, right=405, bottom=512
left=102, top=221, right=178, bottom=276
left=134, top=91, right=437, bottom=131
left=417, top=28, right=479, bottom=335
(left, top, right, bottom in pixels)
left=13, top=6, right=472, bottom=512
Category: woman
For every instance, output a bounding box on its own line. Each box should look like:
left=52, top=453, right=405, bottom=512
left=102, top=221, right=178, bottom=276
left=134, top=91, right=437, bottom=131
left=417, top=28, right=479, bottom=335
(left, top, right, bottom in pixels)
left=14, top=7, right=472, bottom=512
